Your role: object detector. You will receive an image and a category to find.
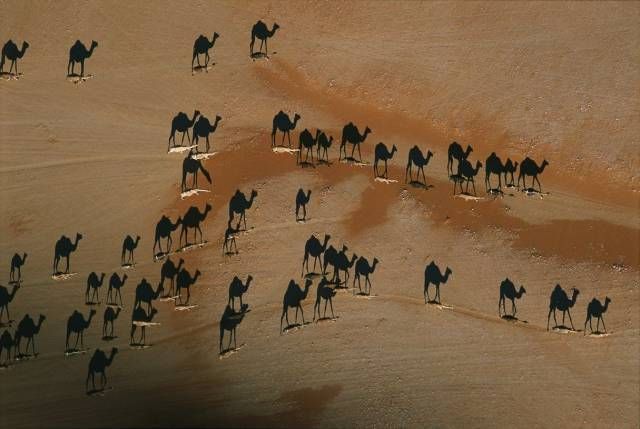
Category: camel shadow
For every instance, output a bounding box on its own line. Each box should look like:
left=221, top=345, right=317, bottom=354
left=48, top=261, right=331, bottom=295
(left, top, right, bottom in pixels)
left=500, top=315, right=528, bottom=324
left=282, top=321, right=311, bottom=333
left=192, top=64, right=215, bottom=74
left=101, top=335, right=117, bottom=341
left=408, top=181, right=433, bottom=190
left=219, top=304, right=249, bottom=355
left=0, top=71, right=22, bottom=80
left=250, top=52, right=275, bottom=60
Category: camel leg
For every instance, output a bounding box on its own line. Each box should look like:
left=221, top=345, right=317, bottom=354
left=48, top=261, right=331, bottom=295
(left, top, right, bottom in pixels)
left=512, top=299, right=516, bottom=316
left=535, top=176, right=542, bottom=193
left=567, top=310, right=575, bottom=330
left=357, top=145, right=362, bottom=162
left=420, top=166, right=426, bottom=185
left=600, top=316, right=606, bottom=333
left=384, top=160, right=388, bottom=178
left=80, top=59, right=85, bottom=77
left=366, top=277, right=372, bottom=295
left=324, top=299, right=328, bottom=318
left=65, top=256, right=70, bottom=274
left=424, top=284, right=430, bottom=303
left=298, top=305, right=305, bottom=324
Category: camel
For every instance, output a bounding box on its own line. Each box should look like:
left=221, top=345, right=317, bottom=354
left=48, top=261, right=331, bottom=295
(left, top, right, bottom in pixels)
left=228, top=275, right=253, bottom=311
left=340, top=122, right=371, bottom=162
left=1, top=40, right=29, bottom=75
left=223, top=220, right=240, bottom=255
left=220, top=304, right=248, bottom=353
left=130, top=307, right=157, bottom=346
left=0, top=329, right=15, bottom=362
left=153, top=215, right=182, bottom=257
left=176, top=268, right=201, bottom=305
left=67, top=40, right=98, bottom=77
left=192, top=32, right=220, bottom=71
left=106, top=273, right=127, bottom=306
left=134, top=278, right=164, bottom=312
left=66, top=309, right=96, bottom=351
left=168, top=110, right=200, bottom=150
left=503, top=158, right=519, bottom=187
left=102, top=306, right=121, bottom=339
left=193, top=115, right=222, bottom=153
left=180, top=203, right=212, bottom=247
left=182, top=151, right=212, bottom=192
left=10, top=252, right=27, bottom=283
left=518, top=157, right=549, bottom=192
left=280, top=279, right=313, bottom=332
left=250, top=21, right=280, bottom=57
left=405, top=146, right=433, bottom=185
left=121, top=235, right=140, bottom=266
left=316, top=131, right=334, bottom=163
left=456, top=159, right=483, bottom=196
left=313, top=277, right=337, bottom=321
left=332, top=250, right=358, bottom=286
left=228, top=189, right=258, bottom=230
left=295, top=189, right=312, bottom=221
left=353, top=257, right=379, bottom=296
left=322, top=244, right=346, bottom=277
left=374, top=142, right=397, bottom=178
left=485, top=152, right=505, bottom=192
left=0, top=284, right=19, bottom=323
left=159, top=257, right=184, bottom=298
left=14, top=314, right=45, bottom=357
left=86, top=348, right=117, bottom=393
left=302, top=234, right=331, bottom=276
left=85, top=272, right=106, bottom=304
left=298, top=129, right=319, bottom=165
left=424, top=261, right=452, bottom=304
left=53, top=233, right=82, bottom=275
left=547, top=284, right=580, bottom=330
left=584, top=297, right=611, bottom=335
left=271, top=111, right=301, bottom=147
left=447, top=142, right=473, bottom=176
left=498, top=278, right=526, bottom=317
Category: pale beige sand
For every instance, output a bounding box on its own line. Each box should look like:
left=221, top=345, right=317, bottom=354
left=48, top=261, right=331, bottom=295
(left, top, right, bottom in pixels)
left=0, top=1, right=638, bottom=428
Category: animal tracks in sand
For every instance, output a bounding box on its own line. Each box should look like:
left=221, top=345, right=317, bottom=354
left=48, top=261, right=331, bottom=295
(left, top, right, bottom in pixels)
left=66, top=74, right=93, bottom=84
left=52, top=272, right=78, bottom=281
left=219, top=343, right=246, bottom=359
left=180, top=189, right=210, bottom=199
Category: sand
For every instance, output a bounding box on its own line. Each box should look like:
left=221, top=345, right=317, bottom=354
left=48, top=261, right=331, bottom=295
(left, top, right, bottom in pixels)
left=0, top=1, right=638, bottom=428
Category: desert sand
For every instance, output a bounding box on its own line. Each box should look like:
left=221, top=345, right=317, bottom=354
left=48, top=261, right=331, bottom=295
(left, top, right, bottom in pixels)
left=0, top=1, right=639, bottom=428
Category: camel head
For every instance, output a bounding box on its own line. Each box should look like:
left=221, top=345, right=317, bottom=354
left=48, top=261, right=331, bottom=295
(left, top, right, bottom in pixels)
left=250, top=189, right=258, bottom=199
left=88, top=308, right=97, bottom=318
left=37, top=314, right=46, bottom=327
left=540, top=159, right=549, bottom=170
left=391, top=144, right=397, bottom=155
left=426, top=150, right=434, bottom=161
left=212, top=32, right=220, bottom=42
left=91, top=40, right=99, bottom=49
left=272, top=23, right=280, bottom=33
left=306, top=189, right=312, bottom=199
left=341, top=245, right=349, bottom=253
left=21, top=41, right=30, bottom=54
left=149, top=308, right=158, bottom=319
left=215, top=115, right=222, bottom=123
left=364, top=126, right=372, bottom=137
left=177, top=258, right=185, bottom=269
left=100, top=272, right=106, bottom=282
left=464, top=145, right=474, bottom=157
left=135, top=235, right=141, bottom=245
left=246, top=275, right=254, bottom=285
left=474, top=161, right=483, bottom=173
left=570, top=288, right=580, bottom=306
left=304, top=278, right=313, bottom=289
left=108, top=347, right=118, bottom=360
left=76, top=233, right=84, bottom=242
left=204, top=203, right=212, bottom=214
left=372, top=258, right=380, bottom=270
left=122, top=274, right=128, bottom=282
left=292, top=113, right=301, bottom=127
left=193, top=270, right=202, bottom=282
left=445, top=267, right=453, bottom=277
left=519, top=286, right=527, bottom=295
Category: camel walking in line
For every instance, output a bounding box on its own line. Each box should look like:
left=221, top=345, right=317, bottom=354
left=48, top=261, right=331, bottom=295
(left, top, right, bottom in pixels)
left=447, top=142, right=473, bottom=176
left=14, top=314, right=45, bottom=357
left=0, top=329, right=16, bottom=363
left=322, top=244, right=346, bottom=277
left=280, top=279, right=313, bottom=332
left=584, top=297, right=611, bottom=335
left=66, top=309, right=96, bottom=351
left=1, top=40, right=29, bottom=76
left=102, top=306, right=121, bottom=339
left=121, top=235, right=140, bottom=266
left=424, top=261, right=452, bottom=304
left=229, top=189, right=258, bottom=230
left=182, top=151, right=212, bottom=192
left=316, top=131, right=334, bottom=163
left=485, top=152, right=505, bottom=192
left=86, top=348, right=117, bottom=393
left=53, top=233, right=82, bottom=275
left=332, top=250, right=358, bottom=286
left=68, top=40, right=98, bottom=77
left=271, top=111, right=301, bottom=147
left=295, top=189, right=312, bottom=221
left=85, top=272, right=106, bottom=304
left=298, top=129, right=319, bottom=165
left=130, top=307, right=158, bottom=346
left=153, top=215, right=182, bottom=257
left=168, top=110, right=200, bottom=150
left=10, top=252, right=27, bottom=283
left=518, top=157, right=549, bottom=192
left=175, top=268, right=201, bottom=305
left=302, top=234, right=331, bottom=277
left=223, top=220, right=240, bottom=256
left=134, top=279, right=164, bottom=312
left=374, top=142, right=397, bottom=178
left=192, top=32, right=220, bottom=71
left=405, top=146, right=433, bottom=185
left=106, top=273, right=127, bottom=306
left=547, top=284, right=580, bottom=330
left=455, top=159, right=483, bottom=196
left=159, top=257, right=184, bottom=298
left=250, top=21, right=279, bottom=57
left=228, top=275, right=253, bottom=311
left=340, top=122, right=371, bottom=162
left=180, top=203, right=212, bottom=247
left=313, top=277, right=337, bottom=321
left=193, top=114, right=222, bottom=153
left=353, top=256, right=379, bottom=296
left=220, top=304, right=248, bottom=353
left=0, top=284, right=19, bottom=323
left=503, top=158, right=519, bottom=187
left=498, top=278, right=526, bottom=318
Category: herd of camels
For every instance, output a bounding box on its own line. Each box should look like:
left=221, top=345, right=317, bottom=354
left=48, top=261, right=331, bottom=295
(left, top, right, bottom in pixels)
left=1, top=19, right=613, bottom=396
